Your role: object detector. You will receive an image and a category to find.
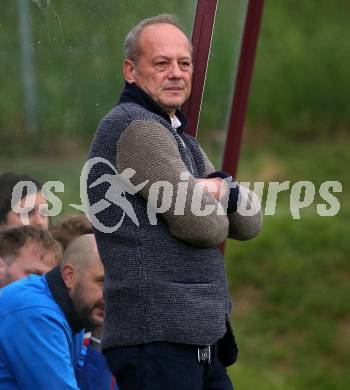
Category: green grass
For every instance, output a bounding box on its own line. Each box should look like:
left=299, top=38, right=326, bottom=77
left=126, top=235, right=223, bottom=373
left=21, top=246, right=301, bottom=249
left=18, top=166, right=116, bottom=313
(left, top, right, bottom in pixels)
left=1, top=133, right=348, bottom=389
left=224, top=134, right=349, bottom=389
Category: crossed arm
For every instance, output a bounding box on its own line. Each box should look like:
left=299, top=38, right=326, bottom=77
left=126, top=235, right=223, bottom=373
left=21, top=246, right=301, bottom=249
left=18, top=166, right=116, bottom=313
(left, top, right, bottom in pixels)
left=116, top=120, right=262, bottom=247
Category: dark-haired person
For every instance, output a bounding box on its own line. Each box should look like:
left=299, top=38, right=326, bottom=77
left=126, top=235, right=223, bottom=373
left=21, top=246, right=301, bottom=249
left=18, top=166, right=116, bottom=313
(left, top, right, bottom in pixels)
left=0, top=172, right=49, bottom=229
left=0, top=234, right=105, bottom=389
left=0, top=224, right=61, bottom=288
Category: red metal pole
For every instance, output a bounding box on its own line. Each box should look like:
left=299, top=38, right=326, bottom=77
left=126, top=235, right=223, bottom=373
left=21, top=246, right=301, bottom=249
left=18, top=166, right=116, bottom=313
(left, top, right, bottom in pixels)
left=221, top=0, right=265, bottom=177
left=220, top=0, right=264, bottom=254
left=182, top=0, right=218, bottom=138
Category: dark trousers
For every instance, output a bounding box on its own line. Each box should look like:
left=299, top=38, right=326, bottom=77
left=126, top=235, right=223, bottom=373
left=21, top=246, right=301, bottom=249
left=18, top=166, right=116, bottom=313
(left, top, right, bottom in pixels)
left=104, top=341, right=233, bottom=390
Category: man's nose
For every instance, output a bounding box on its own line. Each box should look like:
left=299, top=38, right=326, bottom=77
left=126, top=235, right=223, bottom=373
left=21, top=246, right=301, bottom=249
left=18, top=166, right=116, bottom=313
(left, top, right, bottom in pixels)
left=168, top=61, right=182, bottom=78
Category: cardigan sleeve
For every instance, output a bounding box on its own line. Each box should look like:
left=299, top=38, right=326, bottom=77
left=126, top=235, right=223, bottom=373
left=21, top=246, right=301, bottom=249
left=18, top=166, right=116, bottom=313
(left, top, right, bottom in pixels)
left=198, top=145, right=263, bottom=240
left=116, top=120, right=229, bottom=248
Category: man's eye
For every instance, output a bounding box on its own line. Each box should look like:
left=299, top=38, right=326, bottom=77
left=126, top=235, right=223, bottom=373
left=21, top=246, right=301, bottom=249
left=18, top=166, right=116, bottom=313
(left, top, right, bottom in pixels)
left=155, top=61, right=168, bottom=68
left=179, top=61, right=191, bottom=69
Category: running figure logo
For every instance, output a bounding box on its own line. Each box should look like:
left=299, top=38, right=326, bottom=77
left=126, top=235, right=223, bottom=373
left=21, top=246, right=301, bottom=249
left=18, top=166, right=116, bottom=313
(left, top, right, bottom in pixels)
left=71, top=158, right=149, bottom=233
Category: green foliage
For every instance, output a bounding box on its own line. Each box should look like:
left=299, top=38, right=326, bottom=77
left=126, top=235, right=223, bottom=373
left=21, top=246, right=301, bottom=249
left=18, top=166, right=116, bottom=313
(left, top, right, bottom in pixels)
left=1, top=1, right=349, bottom=153
left=247, top=0, right=350, bottom=136
left=0, top=1, right=196, bottom=152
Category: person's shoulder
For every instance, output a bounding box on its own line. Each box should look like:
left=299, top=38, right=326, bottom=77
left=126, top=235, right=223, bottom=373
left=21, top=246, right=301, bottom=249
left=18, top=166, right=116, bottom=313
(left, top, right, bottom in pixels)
left=118, top=101, right=169, bottom=127
left=101, top=101, right=157, bottom=126
left=104, top=103, right=131, bottom=122
left=0, top=275, right=59, bottom=316
left=92, top=103, right=168, bottom=150
left=0, top=276, right=70, bottom=345
left=93, top=104, right=134, bottom=142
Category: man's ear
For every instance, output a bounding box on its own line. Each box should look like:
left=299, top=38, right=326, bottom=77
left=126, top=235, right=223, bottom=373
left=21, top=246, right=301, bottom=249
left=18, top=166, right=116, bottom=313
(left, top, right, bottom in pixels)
left=123, top=59, right=136, bottom=83
left=61, top=263, right=77, bottom=290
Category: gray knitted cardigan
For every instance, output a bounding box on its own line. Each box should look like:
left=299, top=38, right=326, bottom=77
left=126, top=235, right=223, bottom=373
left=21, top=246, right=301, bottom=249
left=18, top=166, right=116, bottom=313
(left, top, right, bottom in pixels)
left=87, top=83, right=257, bottom=351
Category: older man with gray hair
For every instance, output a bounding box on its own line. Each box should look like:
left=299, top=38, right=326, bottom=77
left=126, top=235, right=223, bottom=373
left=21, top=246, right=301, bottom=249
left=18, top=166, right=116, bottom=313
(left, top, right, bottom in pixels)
left=88, top=14, right=262, bottom=390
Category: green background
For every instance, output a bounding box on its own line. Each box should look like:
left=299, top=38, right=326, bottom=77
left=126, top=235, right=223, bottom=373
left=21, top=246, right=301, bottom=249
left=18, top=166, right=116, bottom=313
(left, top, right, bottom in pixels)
left=1, top=1, right=349, bottom=388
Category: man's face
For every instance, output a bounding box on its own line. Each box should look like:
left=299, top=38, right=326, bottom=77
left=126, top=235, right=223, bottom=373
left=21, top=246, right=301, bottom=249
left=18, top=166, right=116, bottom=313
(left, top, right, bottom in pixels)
left=0, top=240, right=58, bottom=287
left=125, top=23, right=193, bottom=115
left=70, top=261, right=105, bottom=330
left=6, top=191, right=49, bottom=229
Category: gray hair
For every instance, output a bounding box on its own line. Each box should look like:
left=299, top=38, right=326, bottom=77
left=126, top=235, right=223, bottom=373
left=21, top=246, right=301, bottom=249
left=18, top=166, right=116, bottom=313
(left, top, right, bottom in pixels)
left=124, top=14, right=191, bottom=63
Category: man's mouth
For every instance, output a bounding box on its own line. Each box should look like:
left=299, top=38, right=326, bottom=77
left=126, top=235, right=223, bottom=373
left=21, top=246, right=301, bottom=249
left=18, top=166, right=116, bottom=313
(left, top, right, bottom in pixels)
left=164, top=86, right=183, bottom=91
left=94, top=309, right=104, bottom=318
left=94, top=304, right=105, bottom=317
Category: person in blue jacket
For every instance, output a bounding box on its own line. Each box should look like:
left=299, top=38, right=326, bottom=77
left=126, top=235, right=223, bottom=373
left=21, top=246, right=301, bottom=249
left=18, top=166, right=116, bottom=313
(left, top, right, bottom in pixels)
left=76, top=338, right=118, bottom=390
left=0, top=234, right=105, bottom=389
left=50, top=213, right=118, bottom=389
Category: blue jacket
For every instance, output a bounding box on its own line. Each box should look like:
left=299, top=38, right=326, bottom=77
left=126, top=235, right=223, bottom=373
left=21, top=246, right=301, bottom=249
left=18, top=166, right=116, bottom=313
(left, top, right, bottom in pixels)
left=0, top=272, right=81, bottom=389
left=76, top=343, right=118, bottom=390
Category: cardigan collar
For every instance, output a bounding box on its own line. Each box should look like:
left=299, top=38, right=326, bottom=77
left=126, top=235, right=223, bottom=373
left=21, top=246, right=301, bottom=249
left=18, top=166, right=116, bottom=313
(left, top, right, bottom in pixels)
left=45, top=266, right=84, bottom=334
left=118, top=81, right=188, bottom=133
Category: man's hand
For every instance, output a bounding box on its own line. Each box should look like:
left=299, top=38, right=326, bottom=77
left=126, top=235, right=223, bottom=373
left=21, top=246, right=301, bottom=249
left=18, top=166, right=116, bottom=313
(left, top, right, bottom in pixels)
left=196, top=178, right=229, bottom=201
